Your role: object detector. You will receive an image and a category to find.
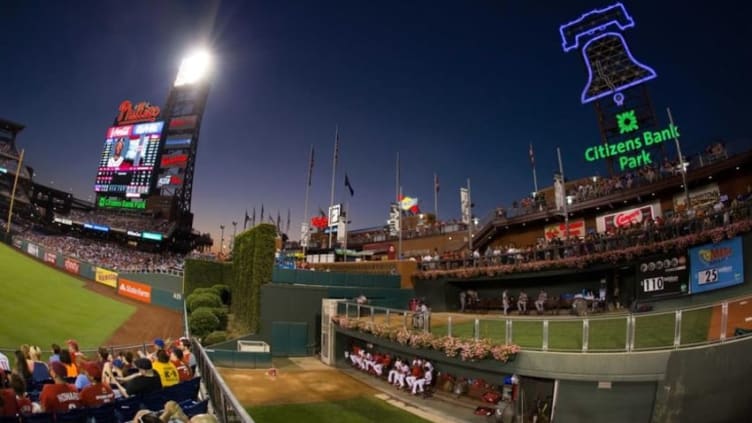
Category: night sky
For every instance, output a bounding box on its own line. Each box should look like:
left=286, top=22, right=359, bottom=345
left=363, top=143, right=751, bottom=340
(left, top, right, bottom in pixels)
left=1, top=1, right=750, bottom=248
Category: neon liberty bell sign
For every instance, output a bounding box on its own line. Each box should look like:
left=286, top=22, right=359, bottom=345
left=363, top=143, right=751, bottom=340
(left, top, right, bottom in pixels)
left=559, top=2, right=657, bottom=106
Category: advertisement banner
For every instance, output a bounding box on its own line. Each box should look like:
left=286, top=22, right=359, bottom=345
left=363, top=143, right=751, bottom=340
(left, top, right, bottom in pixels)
left=596, top=202, right=660, bottom=233
left=27, top=243, right=39, bottom=257
left=636, top=254, right=689, bottom=300
left=544, top=219, right=586, bottom=240
left=673, top=183, right=719, bottom=211
left=118, top=278, right=152, bottom=303
left=64, top=258, right=80, bottom=275
left=460, top=188, right=470, bottom=224
left=44, top=252, right=57, bottom=264
left=95, top=267, right=118, bottom=288
left=689, top=237, right=744, bottom=294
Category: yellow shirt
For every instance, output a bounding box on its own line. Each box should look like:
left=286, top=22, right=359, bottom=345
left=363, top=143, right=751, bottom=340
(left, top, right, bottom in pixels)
left=151, top=361, right=180, bottom=387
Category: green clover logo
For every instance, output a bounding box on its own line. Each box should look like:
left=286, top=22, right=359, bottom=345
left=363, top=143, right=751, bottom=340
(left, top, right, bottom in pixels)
left=616, top=109, right=639, bottom=134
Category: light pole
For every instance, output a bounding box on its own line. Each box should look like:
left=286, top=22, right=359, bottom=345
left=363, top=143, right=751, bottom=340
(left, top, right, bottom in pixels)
left=667, top=107, right=690, bottom=209
left=219, top=225, right=225, bottom=255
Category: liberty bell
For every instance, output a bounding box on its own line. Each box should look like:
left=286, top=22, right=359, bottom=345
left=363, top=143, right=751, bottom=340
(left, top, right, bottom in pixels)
left=560, top=2, right=657, bottom=105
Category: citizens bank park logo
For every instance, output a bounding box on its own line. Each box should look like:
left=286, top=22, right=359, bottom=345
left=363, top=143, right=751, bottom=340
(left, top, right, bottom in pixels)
left=639, top=256, right=685, bottom=273
left=698, top=247, right=732, bottom=265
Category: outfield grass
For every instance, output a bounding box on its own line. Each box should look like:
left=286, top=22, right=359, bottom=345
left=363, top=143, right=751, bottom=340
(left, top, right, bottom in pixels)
left=431, top=307, right=713, bottom=351
left=0, top=243, right=136, bottom=350
left=247, top=396, right=431, bottom=423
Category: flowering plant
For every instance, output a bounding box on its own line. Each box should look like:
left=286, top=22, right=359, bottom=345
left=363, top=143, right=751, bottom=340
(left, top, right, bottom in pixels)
left=331, top=315, right=520, bottom=363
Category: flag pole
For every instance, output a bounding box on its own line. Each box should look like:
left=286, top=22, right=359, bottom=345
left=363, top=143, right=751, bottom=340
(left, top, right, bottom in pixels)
left=6, top=149, right=25, bottom=235
left=557, top=147, right=570, bottom=240
left=467, top=178, right=473, bottom=251
left=303, top=144, right=313, bottom=254
left=398, top=185, right=403, bottom=260
left=343, top=200, right=349, bottom=262
left=433, top=172, right=439, bottom=222
left=667, top=107, right=690, bottom=209
left=328, top=126, right=339, bottom=250
left=530, top=143, right=539, bottom=193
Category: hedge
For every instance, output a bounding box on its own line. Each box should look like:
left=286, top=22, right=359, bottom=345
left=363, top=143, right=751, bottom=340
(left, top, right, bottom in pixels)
left=192, top=306, right=229, bottom=330
left=211, top=284, right=231, bottom=305
left=188, top=308, right=220, bottom=338
left=184, top=259, right=234, bottom=295
left=232, top=223, right=276, bottom=332
left=188, top=292, right=222, bottom=312
left=202, top=331, right=228, bottom=346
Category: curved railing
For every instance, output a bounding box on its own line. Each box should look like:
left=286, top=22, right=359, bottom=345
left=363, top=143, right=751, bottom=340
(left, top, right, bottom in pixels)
left=334, top=293, right=752, bottom=353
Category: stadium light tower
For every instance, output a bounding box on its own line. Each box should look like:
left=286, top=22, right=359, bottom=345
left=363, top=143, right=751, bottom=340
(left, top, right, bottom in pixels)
left=174, top=49, right=212, bottom=87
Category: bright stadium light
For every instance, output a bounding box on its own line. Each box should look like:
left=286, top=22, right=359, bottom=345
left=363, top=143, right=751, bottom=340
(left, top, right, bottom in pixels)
left=174, top=49, right=211, bottom=87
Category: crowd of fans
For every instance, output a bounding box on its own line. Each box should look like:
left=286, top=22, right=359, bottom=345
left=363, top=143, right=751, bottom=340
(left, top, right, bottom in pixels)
left=419, top=190, right=752, bottom=272
left=0, top=338, right=215, bottom=422
left=64, top=210, right=173, bottom=235
left=494, top=142, right=729, bottom=220
left=21, top=232, right=185, bottom=273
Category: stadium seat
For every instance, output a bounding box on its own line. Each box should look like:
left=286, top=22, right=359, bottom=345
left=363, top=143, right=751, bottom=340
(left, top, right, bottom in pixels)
left=180, top=399, right=209, bottom=417
left=163, top=377, right=201, bottom=403
left=0, top=415, right=20, bottom=423
left=55, top=408, right=88, bottom=423
left=113, top=396, right=141, bottom=423
left=87, top=403, right=117, bottom=423
left=21, top=413, right=53, bottom=423
left=140, top=391, right=167, bottom=412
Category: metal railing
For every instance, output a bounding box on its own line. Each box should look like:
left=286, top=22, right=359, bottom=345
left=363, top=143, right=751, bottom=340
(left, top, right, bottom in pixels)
left=334, top=295, right=752, bottom=353
left=192, top=338, right=255, bottom=423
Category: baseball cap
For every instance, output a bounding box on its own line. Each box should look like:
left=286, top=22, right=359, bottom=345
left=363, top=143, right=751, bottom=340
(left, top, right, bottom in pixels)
left=50, top=361, right=67, bottom=378
left=134, top=358, right=152, bottom=371
left=83, top=362, right=101, bottom=380
left=154, top=338, right=165, bottom=349
left=66, top=339, right=79, bottom=351
left=112, top=358, right=124, bottom=369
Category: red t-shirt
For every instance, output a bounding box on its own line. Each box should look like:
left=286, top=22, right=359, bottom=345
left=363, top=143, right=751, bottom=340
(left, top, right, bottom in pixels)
left=171, top=359, right=192, bottom=382
left=39, top=383, right=82, bottom=413
left=16, top=396, right=32, bottom=415
left=0, top=389, right=17, bottom=417
left=79, top=382, right=115, bottom=408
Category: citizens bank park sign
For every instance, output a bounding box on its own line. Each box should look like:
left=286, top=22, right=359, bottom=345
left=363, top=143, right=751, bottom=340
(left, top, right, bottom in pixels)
left=583, top=109, right=679, bottom=171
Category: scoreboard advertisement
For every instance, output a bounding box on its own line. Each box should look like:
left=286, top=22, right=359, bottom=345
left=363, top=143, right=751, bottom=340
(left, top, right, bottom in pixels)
left=689, top=237, right=744, bottom=294
left=94, top=121, right=164, bottom=198
left=636, top=254, right=689, bottom=300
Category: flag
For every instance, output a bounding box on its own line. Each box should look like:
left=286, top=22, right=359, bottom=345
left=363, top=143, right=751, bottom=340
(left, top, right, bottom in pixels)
left=244, top=210, right=251, bottom=230
left=307, top=145, right=315, bottom=186
left=252, top=207, right=256, bottom=226
left=434, top=173, right=440, bottom=193
left=286, top=209, right=291, bottom=233
left=276, top=211, right=281, bottom=232
left=344, top=173, right=354, bottom=196
left=260, top=204, right=265, bottom=223
left=318, top=207, right=326, bottom=217
left=529, top=142, right=535, bottom=167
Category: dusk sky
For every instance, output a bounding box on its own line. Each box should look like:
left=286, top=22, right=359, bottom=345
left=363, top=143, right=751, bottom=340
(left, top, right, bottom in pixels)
left=1, top=1, right=750, bottom=247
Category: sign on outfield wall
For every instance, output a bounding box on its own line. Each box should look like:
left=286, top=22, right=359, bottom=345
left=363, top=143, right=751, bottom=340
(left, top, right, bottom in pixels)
left=27, top=243, right=39, bottom=257
left=64, top=258, right=80, bottom=275
left=118, top=278, right=152, bottom=303
left=44, top=252, right=57, bottom=264
left=544, top=219, right=586, bottom=240
left=595, top=201, right=661, bottom=233
left=635, top=254, right=689, bottom=300
left=689, top=236, right=744, bottom=294
left=95, top=267, right=118, bottom=288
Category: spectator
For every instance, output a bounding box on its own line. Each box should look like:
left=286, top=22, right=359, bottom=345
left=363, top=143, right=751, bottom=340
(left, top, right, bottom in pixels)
left=39, top=361, right=82, bottom=413
left=113, top=358, right=162, bottom=397
left=49, top=344, right=61, bottom=364
left=59, top=350, right=78, bottom=378
left=0, top=351, right=9, bottom=372
left=11, top=351, right=31, bottom=384
left=517, top=291, right=528, bottom=315
left=28, top=346, right=49, bottom=383
left=79, top=362, right=114, bottom=408
left=152, top=350, right=179, bottom=388
left=170, top=349, right=192, bottom=382
left=535, top=289, right=548, bottom=314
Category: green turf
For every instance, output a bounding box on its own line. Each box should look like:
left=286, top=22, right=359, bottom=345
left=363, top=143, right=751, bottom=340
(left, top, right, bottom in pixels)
left=247, top=396, right=431, bottom=423
left=0, top=243, right=136, bottom=350
left=430, top=308, right=712, bottom=351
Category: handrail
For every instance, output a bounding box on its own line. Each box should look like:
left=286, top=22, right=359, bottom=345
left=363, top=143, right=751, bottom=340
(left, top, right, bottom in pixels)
left=192, top=338, right=255, bottom=423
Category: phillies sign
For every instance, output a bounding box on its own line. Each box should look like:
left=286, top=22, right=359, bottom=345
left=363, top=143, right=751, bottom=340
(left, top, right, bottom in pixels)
left=598, top=204, right=657, bottom=233
left=117, top=100, right=161, bottom=124
left=311, top=215, right=328, bottom=230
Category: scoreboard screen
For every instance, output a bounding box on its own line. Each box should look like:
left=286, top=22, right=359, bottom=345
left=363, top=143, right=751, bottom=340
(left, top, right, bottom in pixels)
left=94, top=121, right=163, bottom=198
